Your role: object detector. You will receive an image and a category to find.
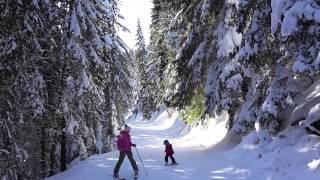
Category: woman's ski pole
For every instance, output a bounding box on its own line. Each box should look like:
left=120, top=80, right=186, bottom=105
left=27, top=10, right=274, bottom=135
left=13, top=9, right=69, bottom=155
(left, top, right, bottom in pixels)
left=135, top=147, right=148, bottom=176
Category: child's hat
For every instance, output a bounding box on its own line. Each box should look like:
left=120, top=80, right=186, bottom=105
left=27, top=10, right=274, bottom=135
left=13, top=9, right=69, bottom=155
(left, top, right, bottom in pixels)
left=163, top=139, right=169, bottom=144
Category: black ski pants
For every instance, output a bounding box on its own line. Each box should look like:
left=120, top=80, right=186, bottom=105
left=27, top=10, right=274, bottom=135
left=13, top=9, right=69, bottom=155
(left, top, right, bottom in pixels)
left=114, top=151, right=139, bottom=175
left=165, top=154, right=176, bottom=163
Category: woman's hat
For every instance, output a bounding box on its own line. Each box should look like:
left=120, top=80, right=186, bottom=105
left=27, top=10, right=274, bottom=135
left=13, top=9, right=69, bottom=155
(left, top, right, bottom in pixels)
left=124, top=125, right=131, bottom=132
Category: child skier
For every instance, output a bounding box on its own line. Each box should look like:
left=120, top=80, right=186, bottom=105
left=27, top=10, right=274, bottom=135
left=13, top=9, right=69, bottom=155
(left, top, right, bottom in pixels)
left=163, top=140, right=177, bottom=165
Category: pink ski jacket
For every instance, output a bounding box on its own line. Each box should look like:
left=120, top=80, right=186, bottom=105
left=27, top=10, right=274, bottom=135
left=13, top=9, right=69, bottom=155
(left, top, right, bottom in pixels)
left=117, top=130, right=133, bottom=152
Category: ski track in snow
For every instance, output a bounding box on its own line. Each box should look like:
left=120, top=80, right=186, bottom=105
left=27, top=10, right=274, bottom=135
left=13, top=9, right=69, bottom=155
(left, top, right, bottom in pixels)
left=47, top=110, right=320, bottom=180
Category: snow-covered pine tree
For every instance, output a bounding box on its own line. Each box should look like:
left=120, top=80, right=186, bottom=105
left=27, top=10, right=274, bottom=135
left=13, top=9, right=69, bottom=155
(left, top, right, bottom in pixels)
left=204, top=1, right=246, bottom=130
left=60, top=0, right=132, bottom=167
left=0, top=0, right=132, bottom=179
left=265, top=0, right=320, bottom=133
left=0, top=0, right=57, bottom=178
left=134, top=19, right=155, bottom=119
left=155, top=0, right=320, bottom=137
left=155, top=0, right=214, bottom=112
left=147, top=0, right=180, bottom=110
left=228, top=0, right=279, bottom=135
left=147, top=0, right=320, bottom=137
left=108, top=33, right=134, bottom=135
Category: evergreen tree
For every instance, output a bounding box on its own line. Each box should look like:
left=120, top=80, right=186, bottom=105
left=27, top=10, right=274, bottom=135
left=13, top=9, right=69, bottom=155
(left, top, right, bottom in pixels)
left=0, top=0, right=132, bottom=179
left=134, top=19, right=155, bottom=119
left=0, top=1, right=55, bottom=178
left=148, top=0, right=320, bottom=137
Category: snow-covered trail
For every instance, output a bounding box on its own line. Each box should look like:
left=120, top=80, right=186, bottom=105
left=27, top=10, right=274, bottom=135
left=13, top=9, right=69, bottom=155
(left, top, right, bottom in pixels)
left=47, top=109, right=320, bottom=180
left=46, top=110, right=232, bottom=180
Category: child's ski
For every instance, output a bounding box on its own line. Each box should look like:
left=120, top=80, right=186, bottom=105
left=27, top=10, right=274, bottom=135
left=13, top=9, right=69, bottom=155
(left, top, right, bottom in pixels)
left=165, top=163, right=179, bottom=166
left=131, top=174, right=138, bottom=180
left=113, top=177, right=126, bottom=180
left=111, top=174, right=139, bottom=179
left=111, top=174, right=126, bottom=180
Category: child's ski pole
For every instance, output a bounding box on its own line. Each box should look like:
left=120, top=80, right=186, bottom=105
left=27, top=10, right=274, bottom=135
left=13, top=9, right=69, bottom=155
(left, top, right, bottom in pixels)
left=135, top=147, right=148, bottom=176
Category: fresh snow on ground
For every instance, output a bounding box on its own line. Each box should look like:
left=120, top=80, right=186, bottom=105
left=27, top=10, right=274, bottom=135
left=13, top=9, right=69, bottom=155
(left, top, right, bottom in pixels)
left=48, top=109, right=320, bottom=180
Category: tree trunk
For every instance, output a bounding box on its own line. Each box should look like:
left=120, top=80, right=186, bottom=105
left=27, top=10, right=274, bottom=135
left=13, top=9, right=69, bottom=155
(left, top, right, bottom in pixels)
left=40, top=125, right=48, bottom=178
left=49, top=143, right=56, bottom=176
left=60, top=117, right=67, bottom=171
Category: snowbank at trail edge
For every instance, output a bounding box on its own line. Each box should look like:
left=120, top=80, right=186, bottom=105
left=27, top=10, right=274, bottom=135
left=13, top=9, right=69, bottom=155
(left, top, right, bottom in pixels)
left=224, top=80, right=320, bottom=180
left=174, top=111, right=229, bottom=149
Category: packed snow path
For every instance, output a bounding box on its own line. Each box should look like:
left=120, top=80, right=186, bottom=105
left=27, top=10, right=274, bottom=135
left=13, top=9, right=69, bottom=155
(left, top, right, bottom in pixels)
left=48, top=110, right=320, bottom=180
left=47, top=110, right=234, bottom=180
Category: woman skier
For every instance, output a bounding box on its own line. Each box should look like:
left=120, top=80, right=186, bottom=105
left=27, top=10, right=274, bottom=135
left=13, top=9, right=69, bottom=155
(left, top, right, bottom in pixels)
left=113, top=125, right=139, bottom=179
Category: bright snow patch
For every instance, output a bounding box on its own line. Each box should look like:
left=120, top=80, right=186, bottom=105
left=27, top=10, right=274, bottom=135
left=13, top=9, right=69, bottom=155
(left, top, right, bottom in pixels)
left=308, top=159, right=320, bottom=171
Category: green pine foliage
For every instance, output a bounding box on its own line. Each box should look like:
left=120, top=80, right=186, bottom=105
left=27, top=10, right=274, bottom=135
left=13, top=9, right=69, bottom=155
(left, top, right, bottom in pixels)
left=179, top=91, right=205, bottom=125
